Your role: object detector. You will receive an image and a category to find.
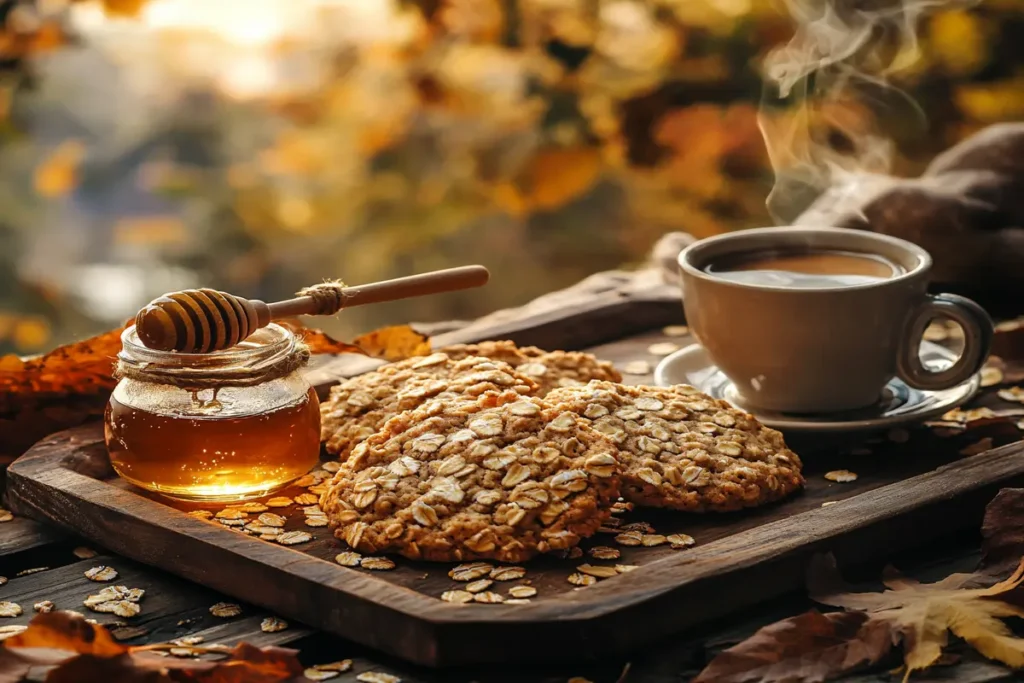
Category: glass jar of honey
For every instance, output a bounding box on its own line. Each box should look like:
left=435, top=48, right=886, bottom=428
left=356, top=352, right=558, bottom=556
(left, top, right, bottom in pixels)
left=105, top=323, right=320, bottom=501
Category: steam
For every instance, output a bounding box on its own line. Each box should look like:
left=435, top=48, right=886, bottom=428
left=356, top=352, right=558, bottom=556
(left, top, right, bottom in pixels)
left=759, top=0, right=978, bottom=223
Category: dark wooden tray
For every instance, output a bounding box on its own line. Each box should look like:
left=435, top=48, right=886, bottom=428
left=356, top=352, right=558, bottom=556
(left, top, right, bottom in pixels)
left=8, top=279, right=1024, bottom=668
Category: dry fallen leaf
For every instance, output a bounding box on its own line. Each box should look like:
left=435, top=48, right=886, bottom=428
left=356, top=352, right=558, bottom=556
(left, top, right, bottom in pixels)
left=810, top=554, right=1024, bottom=680
left=693, top=609, right=892, bottom=683
left=352, top=325, right=432, bottom=361
left=979, top=488, right=1024, bottom=582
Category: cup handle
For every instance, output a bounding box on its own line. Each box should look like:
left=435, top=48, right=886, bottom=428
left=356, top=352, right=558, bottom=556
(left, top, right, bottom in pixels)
left=896, top=293, right=993, bottom=391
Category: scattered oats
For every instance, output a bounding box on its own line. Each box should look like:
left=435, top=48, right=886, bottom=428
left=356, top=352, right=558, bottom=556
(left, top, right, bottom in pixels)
left=305, top=516, right=329, bottom=527
left=641, top=534, right=667, bottom=547
left=465, top=579, right=493, bottom=593
left=84, top=586, right=144, bottom=611
left=473, top=591, right=505, bottom=604
left=33, top=600, right=53, bottom=613
left=616, top=565, right=639, bottom=573
left=304, top=669, right=340, bottom=681
left=982, top=366, right=1005, bottom=387
left=308, top=484, right=329, bottom=495
left=302, top=505, right=324, bottom=515
left=647, top=342, right=680, bottom=356
left=821, top=501, right=839, bottom=507
left=0, top=510, right=12, bottom=523
left=186, top=510, right=213, bottom=520
left=85, top=566, right=118, bottom=582
left=567, top=572, right=597, bottom=586
left=246, top=524, right=282, bottom=536
left=356, top=673, right=400, bottom=683
left=961, top=437, right=994, bottom=456
left=218, top=518, right=246, bottom=527
left=215, top=508, right=248, bottom=520
left=170, top=647, right=198, bottom=658
left=260, top=617, right=288, bottom=633
left=0, top=625, right=27, bottom=639
left=231, top=502, right=269, bottom=513
left=887, top=428, right=910, bottom=443
left=174, top=635, right=204, bottom=646
left=335, top=551, right=362, bottom=567
left=620, top=522, right=656, bottom=534
left=508, top=585, right=537, bottom=599
left=16, top=567, right=47, bottom=576
left=577, top=564, right=618, bottom=579
left=209, top=602, right=242, bottom=618
left=316, top=660, right=353, bottom=672
left=505, top=598, right=532, bottom=604
left=999, top=387, right=1024, bottom=403
left=441, top=590, right=474, bottom=604
left=611, top=501, right=634, bottom=514
left=568, top=547, right=584, bottom=559
left=621, top=361, right=651, bottom=376
left=824, top=470, right=858, bottom=483
left=589, top=546, right=621, bottom=560
left=360, top=557, right=396, bottom=571
left=73, top=547, right=98, bottom=559
left=662, top=325, right=689, bottom=337
left=276, top=531, right=313, bottom=545
left=293, top=475, right=317, bottom=488
left=258, top=513, right=287, bottom=528
left=449, top=563, right=493, bottom=582
left=667, top=534, right=695, bottom=549
left=322, top=461, right=341, bottom=474
left=294, top=493, right=319, bottom=505
left=490, top=566, right=526, bottom=582
left=615, top=531, right=643, bottom=547
left=94, top=601, right=140, bottom=618
left=265, top=497, right=294, bottom=508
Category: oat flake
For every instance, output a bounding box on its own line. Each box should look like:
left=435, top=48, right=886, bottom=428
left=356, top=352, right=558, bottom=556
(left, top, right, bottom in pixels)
left=465, top=579, right=493, bottom=593
left=335, top=551, right=362, bottom=567
left=294, top=493, right=319, bottom=505
left=824, top=470, right=858, bottom=483
left=577, top=564, right=618, bottom=579
left=33, top=600, right=53, bottom=613
left=265, top=497, right=294, bottom=508
left=449, top=563, right=493, bottom=582
left=209, top=602, right=242, bottom=618
left=316, top=660, right=353, bottom=672
left=621, top=361, right=651, bottom=376
left=567, top=572, right=597, bottom=586
left=508, top=585, right=537, bottom=599
left=441, top=590, right=474, bottom=604
left=304, top=669, right=339, bottom=681
left=356, top=672, right=401, bottom=683
left=589, top=546, right=621, bottom=560
left=0, top=510, right=13, bottom=523
left=489, top=566, right=526, bottom=581
left=276, top=531, right=312, bottom=545
left=260, top=617, right=288, bottom=633
left=360, top=557, right=396, bottom=571
left=473, top=591, right=504, bottom=604
left=85, top=566, right=118, bottom=582
left=647, top=342, right=680, bottom=356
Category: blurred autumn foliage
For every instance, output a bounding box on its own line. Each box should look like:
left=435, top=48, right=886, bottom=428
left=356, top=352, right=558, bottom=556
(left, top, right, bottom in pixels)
left=0, top=0, right=1021, bottom=354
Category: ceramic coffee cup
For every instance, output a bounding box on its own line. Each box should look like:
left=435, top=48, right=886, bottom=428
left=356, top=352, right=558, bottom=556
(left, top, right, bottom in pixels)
left=678, top=226, right=993, bottom=414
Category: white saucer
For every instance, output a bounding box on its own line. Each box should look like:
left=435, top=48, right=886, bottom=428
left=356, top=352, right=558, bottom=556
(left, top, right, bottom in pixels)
left=653, top=342, right=980, bottom=433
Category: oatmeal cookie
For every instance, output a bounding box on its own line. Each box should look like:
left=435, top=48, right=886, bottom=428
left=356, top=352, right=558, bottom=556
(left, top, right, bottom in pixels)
left=546, top=381, right=803, bottom=512
left=321, top=354, right=539, bottom=459
left=320, top=390, right=621, bottom=563
left=440, top=341, right=621, bottom=395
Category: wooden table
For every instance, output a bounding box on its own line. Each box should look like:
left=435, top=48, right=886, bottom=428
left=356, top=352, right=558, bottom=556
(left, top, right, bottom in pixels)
left=0, top=280, right=1019, bottom=682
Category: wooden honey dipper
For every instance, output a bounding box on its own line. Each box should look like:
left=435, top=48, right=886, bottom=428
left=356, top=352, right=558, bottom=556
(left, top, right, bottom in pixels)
left=134, top=265, right=490, bottom=353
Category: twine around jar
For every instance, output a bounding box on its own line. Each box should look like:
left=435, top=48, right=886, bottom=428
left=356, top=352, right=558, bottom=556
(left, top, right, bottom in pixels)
left=114, top=341, right=310, bottom=390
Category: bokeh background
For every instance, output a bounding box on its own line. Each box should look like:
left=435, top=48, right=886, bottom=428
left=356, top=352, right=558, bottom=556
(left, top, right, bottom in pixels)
left=0, top=0, right=1020, bottom=354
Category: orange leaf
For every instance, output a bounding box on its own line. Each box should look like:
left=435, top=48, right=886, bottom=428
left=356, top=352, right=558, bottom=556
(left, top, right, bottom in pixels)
left=353, top=324, right=432, bottom=361
left=34, top=140, right=85, bottom=198
left=5, top=611, right=126, bottom=656
left=520, top=147, right=603, bottom=211
left=100, top=0, right=149, bottom=18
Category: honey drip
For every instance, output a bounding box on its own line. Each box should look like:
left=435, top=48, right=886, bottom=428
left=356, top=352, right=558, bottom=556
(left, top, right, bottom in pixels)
left=104, top=387, right=320, bottom=501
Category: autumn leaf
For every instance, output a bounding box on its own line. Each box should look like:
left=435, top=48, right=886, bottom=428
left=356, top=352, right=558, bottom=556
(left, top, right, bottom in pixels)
left=810, top=554, right=1024, bottom=680
left=3, top=611, right=302, bottom=682
left=98, top=0, right=150, bottom=18
left=353, top=324, right=432, bottom=361
left=516, top=147, right=603, bottom=212
left=34, top=140, right=86, bottom=198
left=693, top=610, right=893, bottom=683
left=980, top=488, right=1024, bottom=584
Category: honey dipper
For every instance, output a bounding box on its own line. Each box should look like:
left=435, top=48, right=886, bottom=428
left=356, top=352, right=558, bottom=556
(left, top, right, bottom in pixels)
left=134, top=265, right=490, bottom=353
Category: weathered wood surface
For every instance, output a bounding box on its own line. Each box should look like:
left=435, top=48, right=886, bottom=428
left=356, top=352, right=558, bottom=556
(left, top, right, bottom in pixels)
left=8, top=322, right=1024, bottom=668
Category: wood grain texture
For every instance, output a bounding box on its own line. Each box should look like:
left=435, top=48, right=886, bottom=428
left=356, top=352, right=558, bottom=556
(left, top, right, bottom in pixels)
left=8, top=419, right=1024, bottom=668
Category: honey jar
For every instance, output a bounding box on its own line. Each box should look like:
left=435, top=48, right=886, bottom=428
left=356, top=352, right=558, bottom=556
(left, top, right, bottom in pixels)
left=105, top=323, right=320, bottom=501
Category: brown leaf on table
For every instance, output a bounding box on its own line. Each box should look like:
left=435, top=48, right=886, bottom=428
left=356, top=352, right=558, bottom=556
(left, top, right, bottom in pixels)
left=279, top=321, right=367, bottom=356
left=693, top=610, right=893, bottom=683
left=5, top=610, right=125, bottom=656
left=353, top=324, right=432, bottom=361
left=979, top=488, right=1024, bottom=582
left=4, top=612, right=303, bottom=682
left=810, top=554, right=1024, bottom=680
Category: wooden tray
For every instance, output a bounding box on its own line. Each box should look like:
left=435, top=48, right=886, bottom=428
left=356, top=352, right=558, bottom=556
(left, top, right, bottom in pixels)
left=8, top=282, right=1024, bottom=668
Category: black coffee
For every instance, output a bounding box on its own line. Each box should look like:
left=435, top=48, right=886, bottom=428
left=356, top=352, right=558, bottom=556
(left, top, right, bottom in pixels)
left=704, top=249, right=903, bottom=288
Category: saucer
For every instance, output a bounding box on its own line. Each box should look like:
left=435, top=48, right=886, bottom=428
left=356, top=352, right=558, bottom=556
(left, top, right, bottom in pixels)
left=653, top=342, right=980, bottom=433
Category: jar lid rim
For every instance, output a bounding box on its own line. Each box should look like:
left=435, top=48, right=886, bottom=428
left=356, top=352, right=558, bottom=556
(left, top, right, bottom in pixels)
left=119, top=323, right=296, bottom=371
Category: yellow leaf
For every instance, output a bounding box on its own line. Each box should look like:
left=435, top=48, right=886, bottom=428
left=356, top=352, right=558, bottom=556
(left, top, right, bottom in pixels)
left=519, top=147, right=602, bottom=211
left=956, top=76, right=1024, bottom=123
left=34, top=140, right=85, bottom=198
left=100, top=0, right=149, bottom=18
left=113, top=217, right=188, bottom=246
left=12, top=318, right=50, bottom=352
left=929, top=10, right=990, bottom=77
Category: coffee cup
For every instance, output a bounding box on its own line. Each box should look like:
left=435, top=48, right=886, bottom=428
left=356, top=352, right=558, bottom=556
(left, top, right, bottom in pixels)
left=678, top=226, right=993, bottom=414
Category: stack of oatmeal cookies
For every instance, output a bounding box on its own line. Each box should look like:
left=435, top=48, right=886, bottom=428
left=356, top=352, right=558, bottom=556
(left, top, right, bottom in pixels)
left=319, top=342, right=804, bottom=563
